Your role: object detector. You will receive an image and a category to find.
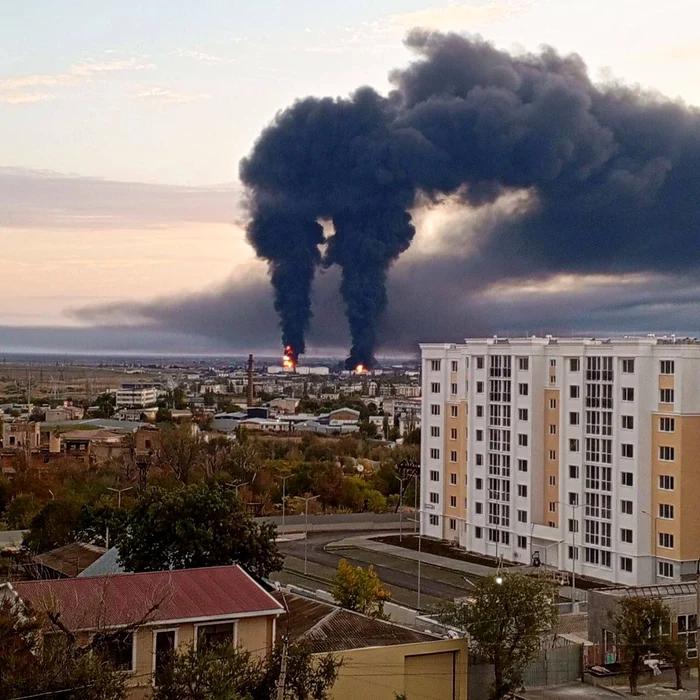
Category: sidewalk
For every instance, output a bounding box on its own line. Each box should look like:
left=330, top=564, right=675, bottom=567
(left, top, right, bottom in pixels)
left=326, top=534, right=498, bottom=577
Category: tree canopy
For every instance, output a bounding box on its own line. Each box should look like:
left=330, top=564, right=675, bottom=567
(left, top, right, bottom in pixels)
left=115, top=481, right=283, bottom=577
left=439, top=572, right=558, bottom=699
left=331, top=558, right=391, bottom=619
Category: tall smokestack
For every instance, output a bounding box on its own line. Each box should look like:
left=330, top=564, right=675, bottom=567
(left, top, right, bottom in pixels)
left=241, top=31, right=700, bottom=364
left=246, top=354, right=254, bottom=407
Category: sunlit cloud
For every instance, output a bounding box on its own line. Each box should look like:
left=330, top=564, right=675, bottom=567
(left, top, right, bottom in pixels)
left=175, top=48, right=235, bottom=65
left=133, top=86, right=210, bottom=104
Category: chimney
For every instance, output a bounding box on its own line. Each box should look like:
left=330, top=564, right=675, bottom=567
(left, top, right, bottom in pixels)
left=247, top=354, right=255, bottom=407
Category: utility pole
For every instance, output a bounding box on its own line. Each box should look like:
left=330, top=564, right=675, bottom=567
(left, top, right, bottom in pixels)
left=275, top=638, right=289, bottom=700
left=301, top=495, right=319, bottom=575
left=279, top=474, right=292, bottom=531
left=397, top=475, right=406, bottom=542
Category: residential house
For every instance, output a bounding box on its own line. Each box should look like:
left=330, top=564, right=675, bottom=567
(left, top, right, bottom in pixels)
left=2, top=420, right=40, bottom=450
left=4, top=565, right=284, bottom=699
left=28, top=542, right=106, bottom=579
left=276, top=591, right=468, bottom=700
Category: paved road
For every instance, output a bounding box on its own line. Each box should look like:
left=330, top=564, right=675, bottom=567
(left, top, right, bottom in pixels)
left=276, top=531, right=474, bottom=607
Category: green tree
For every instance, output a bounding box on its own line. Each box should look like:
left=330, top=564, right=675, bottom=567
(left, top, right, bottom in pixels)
left=94, top=391, right=116, bottom=418
left=0, top=598, right=125, bottom=700
left=613, top=596, right=671, bottom=695
left=23, top=498, right=83, bottom=552
left=157, top=424, right=203, bottom=484
left=331, top=558, right=391, bottom=618
left=153, top=640, right=339, bottom=700
left=439, top=572, right=558, bottom=699
left=5, top=493, right=41, bottom=529
left=116, top=482, right=282, bottom=577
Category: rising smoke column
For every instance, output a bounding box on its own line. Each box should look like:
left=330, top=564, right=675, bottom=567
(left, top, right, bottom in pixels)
left=241, top=30, right=700, bottom=366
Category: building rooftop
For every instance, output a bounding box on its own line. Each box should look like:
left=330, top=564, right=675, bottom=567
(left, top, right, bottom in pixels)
left=421, top=334, right=700, bottom=349
left=592, top=582, right=697, bottom=599
left=273, top=591, right=438, bottom=653
left=32, top=542, right=106, bottom=578
left=12, top=565, right=283, bottom=631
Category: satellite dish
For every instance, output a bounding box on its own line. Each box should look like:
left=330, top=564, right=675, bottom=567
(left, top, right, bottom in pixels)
left=356, top=464, right=364, bottom=473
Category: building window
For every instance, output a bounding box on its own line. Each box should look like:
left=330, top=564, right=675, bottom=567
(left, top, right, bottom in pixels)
left=430, top=426, right=440, bottom=437
left=568, top=519, right=578, bottom=533
left=475, top=454, right=483, bottom=466
left=621, top=415, right=634, bottom=430
left=660, top=360, right=675, bottom=375
left=518, top=459, right=528, bottom=472
left=621, top=500, right=633, bottom=515
left=517, top=509, right=527, bottom=523
left=476, top=356, right=484, bottom=369
left=518, top=357, right=529, bottom=371
left=622, top=387, right=634, bottom=401
left=476, top=381, right=484, bottom=393
left=475, top=478, right=483, bottom=490
left=517, top=535, right=527, bottom=549
left=677, top=614, right=697, bottom=658
left=548, top=501, right=556, bottom=513
left=429, top=470, right=439, bottom=481
left=549, top=475, right=556, bottom=486
left=620, top=556, right=633, bottom=573
left=449, top=518, right=456, bottom=530
left=429, top=514, right=439, bottom=526
left=450, top=450, right=458, bottom=462
left=549, top=398, right=557, bottom=409
left=621, top=472, right=634, bottom=486
left=449, top=473, right=457, bottom=485
left=476, top=430, right=483, bottom=442
left=659, top=503, right=674, bottom=519
left=451, top=360, right=459, bottom=373
left=476, top=405, right=484, bottom=417
left=569, top=439, right=580, bottom=452
left=549, top=424, right=557, bottom=435
left=621, top=528, right=633, bottom=543
left=659, top=475, right=675, bottom=490
left=475, top=526, right=483, bottom=538
left=548, top=449, right=556, bottom=460
left=569, top=465, right=579, bottom=478
left=518, top=383, right=528, bottom=396
left=659, top=446, right=675, bottom=461
left=197, top=622, right=234, bottom=651
left=568, top=492, right=579, bottom=506
left=475, top=502, right=483, bottom=514
left=430, top=360, right=441, bottom=371
left=568, top=546, right=579, bottom=560
left=430, top=404, right=441, bottom=416
left=622, top=358, right=635, bottom=373
left=93, top=631, right=134, bottom=671
left=658, top=561, right=674, bottom=578
left=660, top=388, right=674, bottom=404
left=518, top=408, right=528, bottom=421
left=429, top=492, right=440, bottom=504
left=569, top=358, right=580, bottom=372
left=450, top=405, right=458, bottom=418
left=659, top=532, right=674, bottom=548
left=621, top=443, right=634, bottom=458
left=449, top=428, right=457, bottom=440
left=570, top=385, right=580, bottom=399
left=569, top=412, right=579, bottom=425
left=430, top=448, right=440, bottom=459
left=450, top=495, right=457, bottom=508
left=659, top=417, right=675, bottom=432
left=518, top=434, right=528, bottom=447
left=517, top=484, right=527, bottom=497
left=430, top=382, right=441, bottom=393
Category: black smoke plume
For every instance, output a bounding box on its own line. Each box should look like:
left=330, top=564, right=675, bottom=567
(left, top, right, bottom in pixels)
left=240, top=30, right=700, bottom=367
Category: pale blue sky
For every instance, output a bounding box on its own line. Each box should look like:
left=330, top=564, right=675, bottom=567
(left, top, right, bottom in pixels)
left=2, top=1, right=700, bottom=351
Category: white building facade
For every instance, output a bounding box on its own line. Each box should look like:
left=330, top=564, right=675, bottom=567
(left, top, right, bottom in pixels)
left=420, top=336, right=700, bottom=586
left=115, top=384, right=158, bottom=409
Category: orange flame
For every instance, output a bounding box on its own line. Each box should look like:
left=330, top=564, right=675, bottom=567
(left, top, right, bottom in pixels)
left=354, top=364, right=366, bottom=374
left=283, top=345, right=296, bottom=371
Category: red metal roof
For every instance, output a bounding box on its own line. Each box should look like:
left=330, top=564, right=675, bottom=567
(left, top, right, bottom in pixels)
left=12, top=565, right=283, bottom=631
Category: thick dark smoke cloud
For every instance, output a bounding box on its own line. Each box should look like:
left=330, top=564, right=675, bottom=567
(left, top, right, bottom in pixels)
left=240, top=30, right=700, bottom=367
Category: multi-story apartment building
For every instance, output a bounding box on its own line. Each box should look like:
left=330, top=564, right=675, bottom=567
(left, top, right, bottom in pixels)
left=115, top=383, right=158, bottom=409
left=420, top=336, right=700, bottom=586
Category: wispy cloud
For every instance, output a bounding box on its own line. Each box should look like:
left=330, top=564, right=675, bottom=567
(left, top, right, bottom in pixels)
left=133, top=86, right=210, bottom=104
left=0, top=55, right=152, bottom=104
left=175, top=48, right=235, bottom=65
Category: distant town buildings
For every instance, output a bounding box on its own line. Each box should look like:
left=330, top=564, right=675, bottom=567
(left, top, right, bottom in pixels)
left=421, top=335, right=700, bottom=587
left=115, top=383, right=158, bottom=409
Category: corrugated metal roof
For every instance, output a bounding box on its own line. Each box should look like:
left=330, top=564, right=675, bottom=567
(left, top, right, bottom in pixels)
left=14, top=565, right=283, bottom=631
left=274, top=592, right=438, bottom=653
left=33, top=542, right=106, bottom=577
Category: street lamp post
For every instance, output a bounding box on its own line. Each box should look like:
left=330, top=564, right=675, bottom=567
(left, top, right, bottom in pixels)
left=301, top=495, right=319, bottom=575
left=397, top=475, right=407, bottom=542
left=107, top=486, right=133, bottom=509
left=556, top=500, right=581, bottom=608
left=279, top=474, right=292, bottom=532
